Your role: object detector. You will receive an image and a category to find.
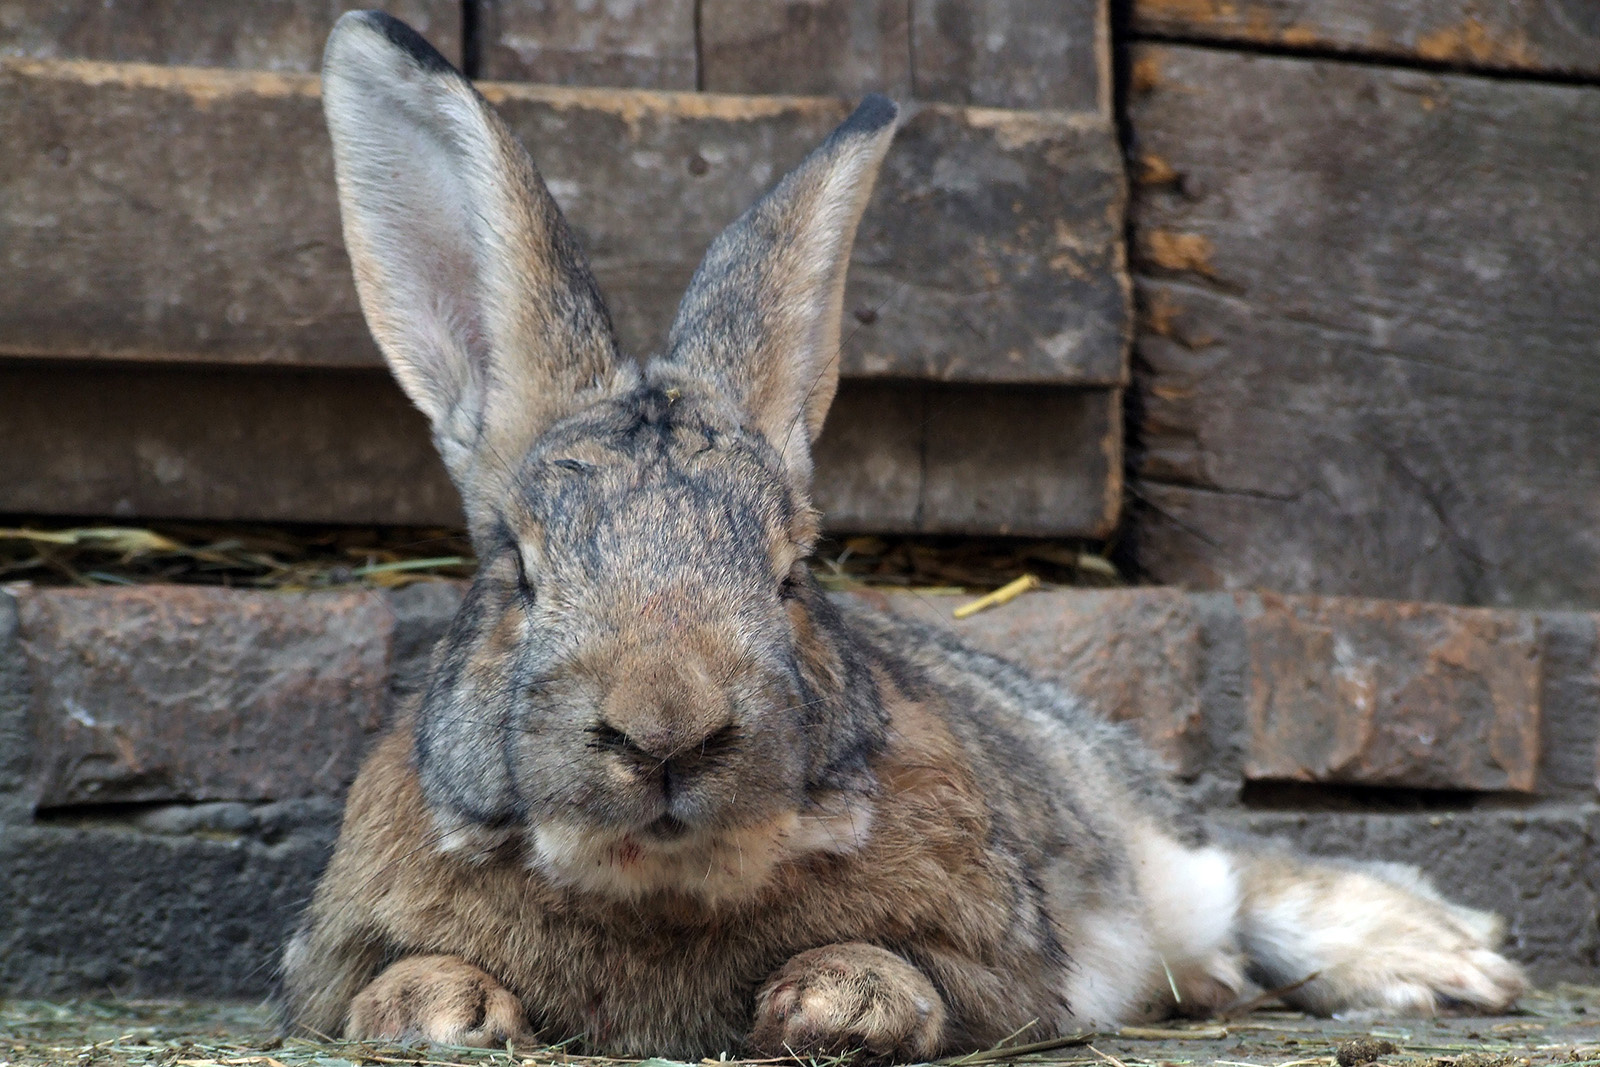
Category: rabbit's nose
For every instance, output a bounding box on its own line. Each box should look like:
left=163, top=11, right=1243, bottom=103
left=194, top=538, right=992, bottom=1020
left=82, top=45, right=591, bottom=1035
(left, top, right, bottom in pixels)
left=589, top=717, right=737, bottom=767
left=596, top=655, right=735, bottom=768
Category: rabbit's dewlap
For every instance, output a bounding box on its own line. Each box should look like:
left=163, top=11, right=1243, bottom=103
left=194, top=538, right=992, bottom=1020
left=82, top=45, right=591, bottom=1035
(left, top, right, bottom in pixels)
left=281, top=10, right=1526, bottom=1060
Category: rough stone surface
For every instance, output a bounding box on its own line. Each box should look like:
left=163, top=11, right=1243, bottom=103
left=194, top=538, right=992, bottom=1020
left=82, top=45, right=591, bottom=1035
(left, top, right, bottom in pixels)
left=1240, top=593, right=1543, bottom=793
left=0, top=583, right=1597, bottom=992
left=0, top=589, right=30, bottom=822
left=847, top=587, right=1205, bottom=774
left=1228, top=807, right=1600, bottom=983
left=0, top=0, right=462, bottom=70
left=480, top=0, right=696, bottom=89
left=0, top=820, right=333, bottom=996
left=1532, top=612, right=1600, bottom=799
left=700, top=0, right=912, bottom=97
left=19, top=585, right=394, bottom=807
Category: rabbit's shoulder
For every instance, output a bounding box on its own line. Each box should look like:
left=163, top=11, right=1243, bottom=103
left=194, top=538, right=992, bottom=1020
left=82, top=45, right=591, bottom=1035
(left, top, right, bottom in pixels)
left=838, top=596, right=1205, bottom=848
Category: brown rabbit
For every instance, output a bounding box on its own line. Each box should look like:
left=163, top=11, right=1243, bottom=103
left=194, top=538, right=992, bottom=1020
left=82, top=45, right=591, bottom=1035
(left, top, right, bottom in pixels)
left=281, top=11, right=1526, bottom=1058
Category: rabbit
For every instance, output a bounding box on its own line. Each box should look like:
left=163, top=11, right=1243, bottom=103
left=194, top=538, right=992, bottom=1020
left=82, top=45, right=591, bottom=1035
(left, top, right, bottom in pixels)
left=281, top=10, right=1527, bottom=1059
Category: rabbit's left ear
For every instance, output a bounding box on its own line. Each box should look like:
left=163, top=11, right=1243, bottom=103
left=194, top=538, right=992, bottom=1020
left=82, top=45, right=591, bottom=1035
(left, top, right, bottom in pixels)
left=661, top=96, right=899, bottom=483
left=321, top=12, right=621, bottom=532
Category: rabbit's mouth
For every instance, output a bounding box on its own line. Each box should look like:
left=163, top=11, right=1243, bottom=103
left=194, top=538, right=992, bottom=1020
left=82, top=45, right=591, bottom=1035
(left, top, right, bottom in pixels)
left=641, top=814, right=690, bottom=841
left=525, top=790, right=876, bottom=906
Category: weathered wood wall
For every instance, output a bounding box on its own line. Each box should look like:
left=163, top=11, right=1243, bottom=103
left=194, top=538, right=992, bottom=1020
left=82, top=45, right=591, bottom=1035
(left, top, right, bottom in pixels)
left=0, top=0, right=1126, bottom=538
left=1132, top=0, right=1600, bottom=78
left=5, top=0, right=1595, bottom=608
left=1123, top=4, right=1600, bottom=609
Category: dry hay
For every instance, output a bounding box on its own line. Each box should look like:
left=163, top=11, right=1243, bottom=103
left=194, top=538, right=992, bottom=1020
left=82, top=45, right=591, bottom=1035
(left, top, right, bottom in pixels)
left=3, top=987, right=1598, bottom=1067
left=0, top=523, right=1123, bottom=596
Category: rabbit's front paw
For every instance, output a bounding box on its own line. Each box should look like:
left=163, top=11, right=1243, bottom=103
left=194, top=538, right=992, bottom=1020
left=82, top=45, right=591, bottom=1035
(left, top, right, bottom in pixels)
left=750, top=943, right=945, bottom=1059
left=347, top=955, right=533, bottom=1047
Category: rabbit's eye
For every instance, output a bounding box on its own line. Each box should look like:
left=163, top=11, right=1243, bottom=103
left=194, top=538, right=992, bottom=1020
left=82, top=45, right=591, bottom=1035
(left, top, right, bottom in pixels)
left=779, top=565, right=803, bottom=601
left=512, top=550, right=536, bottom=602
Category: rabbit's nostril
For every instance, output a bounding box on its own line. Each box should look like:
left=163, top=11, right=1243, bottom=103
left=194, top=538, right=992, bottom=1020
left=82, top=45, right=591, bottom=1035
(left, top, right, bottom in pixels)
left=589, top=716, right=736, bottom=766
left=587, top=720, right=647, bottom=759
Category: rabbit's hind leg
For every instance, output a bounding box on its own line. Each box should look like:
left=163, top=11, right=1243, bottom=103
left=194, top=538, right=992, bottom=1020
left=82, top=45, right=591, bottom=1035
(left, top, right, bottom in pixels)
left=347, top=954, right=535, bottom=1047
left=1233, top=849, right=1526, bottom=1016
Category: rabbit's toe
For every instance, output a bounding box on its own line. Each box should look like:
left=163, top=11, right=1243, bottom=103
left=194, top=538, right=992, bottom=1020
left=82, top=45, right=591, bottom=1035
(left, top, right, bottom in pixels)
left=347, top=955, right=534, bottom=1047
left=750, top=943, right=945, bottom=1059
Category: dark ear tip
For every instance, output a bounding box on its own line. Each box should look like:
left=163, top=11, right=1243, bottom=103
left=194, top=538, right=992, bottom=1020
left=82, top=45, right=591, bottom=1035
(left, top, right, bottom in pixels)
left=332, top=9, right=457, bottom=76
left=841, top=93, right=900, bottom=137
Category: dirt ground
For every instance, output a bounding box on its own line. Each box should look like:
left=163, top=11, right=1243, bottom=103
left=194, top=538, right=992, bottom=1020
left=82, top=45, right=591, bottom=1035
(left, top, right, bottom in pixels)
left=2, top=986, right=1597, bottom=1067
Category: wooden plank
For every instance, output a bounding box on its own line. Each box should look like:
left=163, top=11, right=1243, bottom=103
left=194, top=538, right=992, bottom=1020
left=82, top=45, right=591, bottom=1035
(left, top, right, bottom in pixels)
left=0, top=59, right=1127, bottom=386
left=1131, top=0, right=1600, bottom=79
left=479, top=0, right=696, bottom=89
left=911, top=0, right=1107, bottom=114
left=1127, top=44, right=1600, bottom=608
left=0, top=0, right=462, bottom=70
left=700, top=0, right=911, bottom=98
left=0, top=363, right=1121, bottom=537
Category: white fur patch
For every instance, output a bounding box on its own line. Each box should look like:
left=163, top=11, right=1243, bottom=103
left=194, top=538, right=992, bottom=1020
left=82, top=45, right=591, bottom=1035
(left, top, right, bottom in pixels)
left=1062, top=908, right=1159, bottom=1027
left=528, top=794, right=874, bottom=907
left=1130, top=828, right=1245, bottom=1013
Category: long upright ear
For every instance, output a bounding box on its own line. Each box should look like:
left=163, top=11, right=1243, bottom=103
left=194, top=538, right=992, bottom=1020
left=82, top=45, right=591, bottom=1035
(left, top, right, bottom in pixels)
left=321, top=12, right=621, bottom=532
left=661, top=96, right=898, bottom=483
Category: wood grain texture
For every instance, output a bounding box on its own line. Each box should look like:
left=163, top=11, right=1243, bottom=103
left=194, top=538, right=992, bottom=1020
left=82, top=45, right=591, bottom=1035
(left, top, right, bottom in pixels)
left=0, top=60, right=1127, bottom=386
left=1131, top=0, right=1600, bottom=78
left=912, top=0, right=1106, bottom=114
left=700, top=0, right=911, bottom=98
left=0, top=363, right=1120, bottom=536
left=479, top=0, right=696, bottom=88
left=1127, top=44, right=1600, bottom=608
left=0, top=0, right=462, bottom=70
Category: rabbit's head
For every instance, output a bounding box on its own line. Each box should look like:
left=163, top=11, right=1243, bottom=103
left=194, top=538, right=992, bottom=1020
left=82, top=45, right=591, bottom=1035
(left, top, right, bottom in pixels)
left=322, top=14, right=899, bottom=903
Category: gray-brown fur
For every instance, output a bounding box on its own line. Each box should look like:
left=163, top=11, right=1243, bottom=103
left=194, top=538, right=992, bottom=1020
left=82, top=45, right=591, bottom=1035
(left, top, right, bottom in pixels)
left=284, top=12, right=1526, bottom=1058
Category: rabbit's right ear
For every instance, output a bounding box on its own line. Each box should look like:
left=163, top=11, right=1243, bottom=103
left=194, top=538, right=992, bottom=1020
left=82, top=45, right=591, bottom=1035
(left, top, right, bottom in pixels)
left=321, top=12, right=621, bottom=532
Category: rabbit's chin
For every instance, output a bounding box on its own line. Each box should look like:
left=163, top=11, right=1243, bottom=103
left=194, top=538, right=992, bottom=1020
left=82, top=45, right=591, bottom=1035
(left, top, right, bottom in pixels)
left=525, top=793, right=877, bottom=907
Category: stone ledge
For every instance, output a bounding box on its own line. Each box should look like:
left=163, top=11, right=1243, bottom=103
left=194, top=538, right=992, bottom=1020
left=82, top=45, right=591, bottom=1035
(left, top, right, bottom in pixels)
left=18, top=585, right=394, bottom=807
left=0, top=580, right=1595, bottom=993
left=2, top=582, right=1596, bottom=807
left=0, top=820, right=334, bottom=996
left=1237, top=592, right=1543, bottom=793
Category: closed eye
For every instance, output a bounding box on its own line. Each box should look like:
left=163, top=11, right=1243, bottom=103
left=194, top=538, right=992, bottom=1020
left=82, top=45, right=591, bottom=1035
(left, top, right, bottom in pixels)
left=511, top=546, right=535, bottom=601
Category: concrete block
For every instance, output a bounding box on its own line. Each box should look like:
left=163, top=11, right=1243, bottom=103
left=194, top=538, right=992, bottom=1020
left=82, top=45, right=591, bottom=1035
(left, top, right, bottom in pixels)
left=0, top=818, right=333, bottom=996
left=0, top=589, right=30, bottom=822
left=19, top=585, right=394, bottom=807
left=1239, top=592, right=1542, bottom=792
